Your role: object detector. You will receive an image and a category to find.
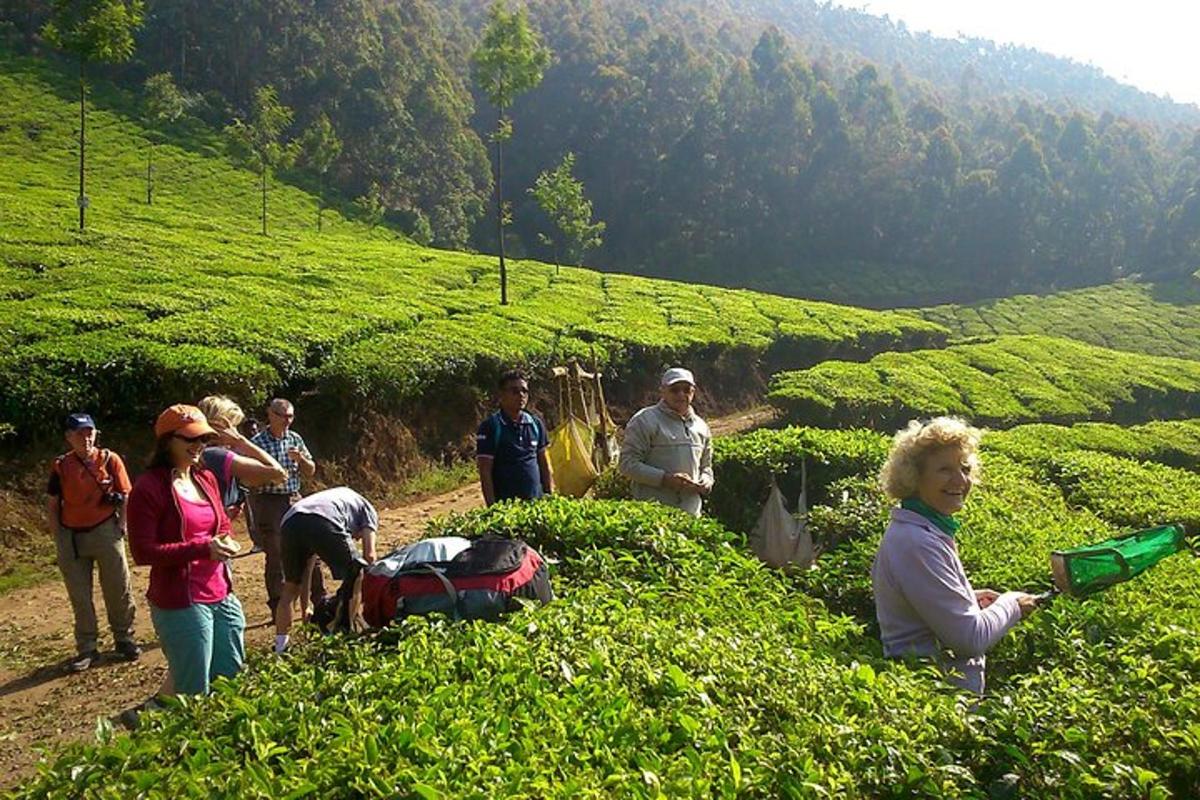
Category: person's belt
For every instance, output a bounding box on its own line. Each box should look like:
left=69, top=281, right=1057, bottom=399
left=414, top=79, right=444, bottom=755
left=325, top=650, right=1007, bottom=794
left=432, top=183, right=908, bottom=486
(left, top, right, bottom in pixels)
left=62, top=513, right=117, bottom=559
left=61, top=513, right=115, bottom=534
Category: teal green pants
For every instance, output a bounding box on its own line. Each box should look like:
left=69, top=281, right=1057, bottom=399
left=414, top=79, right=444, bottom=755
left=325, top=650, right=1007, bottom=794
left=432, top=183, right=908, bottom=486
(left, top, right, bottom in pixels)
left=150, top=594, right=245, bottom=695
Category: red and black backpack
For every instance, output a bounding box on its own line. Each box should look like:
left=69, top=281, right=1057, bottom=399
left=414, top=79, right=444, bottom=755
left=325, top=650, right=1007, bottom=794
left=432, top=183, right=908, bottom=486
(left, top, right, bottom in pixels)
left=316, top=535, right=553, bottom=632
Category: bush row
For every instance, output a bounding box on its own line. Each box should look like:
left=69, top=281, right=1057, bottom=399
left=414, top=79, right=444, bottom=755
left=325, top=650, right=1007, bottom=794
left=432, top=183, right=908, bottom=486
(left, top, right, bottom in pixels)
left=920, top=280, right=1200, bottom=360
left=19, top=482, right=1200, bottom=797
left=0, top=56, right=947, bottom=445
left=766, top=335, right=1200, bottom=430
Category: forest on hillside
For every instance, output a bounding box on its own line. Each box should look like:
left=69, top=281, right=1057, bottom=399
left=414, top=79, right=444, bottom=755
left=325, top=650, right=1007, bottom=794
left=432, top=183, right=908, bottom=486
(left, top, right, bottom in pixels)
left=3, top=0, right=1200, bottom=304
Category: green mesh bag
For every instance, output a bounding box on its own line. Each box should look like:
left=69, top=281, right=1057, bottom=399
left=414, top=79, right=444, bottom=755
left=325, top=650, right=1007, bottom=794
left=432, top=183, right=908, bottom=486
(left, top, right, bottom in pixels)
left=1051, top=524, right=1186, bottom=597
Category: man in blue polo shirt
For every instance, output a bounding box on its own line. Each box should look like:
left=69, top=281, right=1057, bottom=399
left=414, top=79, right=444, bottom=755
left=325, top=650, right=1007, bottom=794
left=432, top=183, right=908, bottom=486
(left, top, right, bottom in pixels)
left=476, top=370, right=553, bottom=505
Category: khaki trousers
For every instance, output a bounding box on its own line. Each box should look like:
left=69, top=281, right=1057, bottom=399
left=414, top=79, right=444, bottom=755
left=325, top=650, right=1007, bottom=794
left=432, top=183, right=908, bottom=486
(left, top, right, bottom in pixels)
left=55, top=516, right=137, bottom=654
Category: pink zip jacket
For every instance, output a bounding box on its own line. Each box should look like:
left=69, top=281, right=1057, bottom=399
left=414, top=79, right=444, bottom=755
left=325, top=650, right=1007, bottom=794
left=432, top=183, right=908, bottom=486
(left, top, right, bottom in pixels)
left=127, top=466, right=232, bottom=610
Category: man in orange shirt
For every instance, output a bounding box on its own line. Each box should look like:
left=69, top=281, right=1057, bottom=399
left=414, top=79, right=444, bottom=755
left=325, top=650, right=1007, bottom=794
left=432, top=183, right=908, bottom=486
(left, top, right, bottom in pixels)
left=47, top=413, right=139, bottom=672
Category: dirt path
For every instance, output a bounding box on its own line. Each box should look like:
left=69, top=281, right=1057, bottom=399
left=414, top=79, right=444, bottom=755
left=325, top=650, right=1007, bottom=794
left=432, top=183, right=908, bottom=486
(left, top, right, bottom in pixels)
left=0, top=406, right=774, bottom=790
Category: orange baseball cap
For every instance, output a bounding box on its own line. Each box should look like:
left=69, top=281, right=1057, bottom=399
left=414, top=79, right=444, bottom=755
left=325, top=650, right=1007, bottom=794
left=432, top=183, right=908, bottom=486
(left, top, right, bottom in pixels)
left=154, top=404, right=218, bottom=439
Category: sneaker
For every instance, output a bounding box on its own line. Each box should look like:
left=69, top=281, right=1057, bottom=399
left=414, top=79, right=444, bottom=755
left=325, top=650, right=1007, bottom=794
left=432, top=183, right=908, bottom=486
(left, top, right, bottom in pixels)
left=115, top=640, right=142, bottom=661
left=248, top=544, right=264, bottom=554
left=67, top=650, right=100, bottom=673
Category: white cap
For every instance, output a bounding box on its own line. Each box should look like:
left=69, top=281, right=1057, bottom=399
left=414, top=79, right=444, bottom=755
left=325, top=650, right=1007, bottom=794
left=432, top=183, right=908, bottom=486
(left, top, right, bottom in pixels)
left=660, top=367, right=696, bottom=387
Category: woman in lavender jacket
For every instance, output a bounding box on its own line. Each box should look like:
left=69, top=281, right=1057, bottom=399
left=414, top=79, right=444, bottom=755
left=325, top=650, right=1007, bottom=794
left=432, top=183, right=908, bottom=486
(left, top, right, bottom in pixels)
left=871, top=416, right=1040, bottom=694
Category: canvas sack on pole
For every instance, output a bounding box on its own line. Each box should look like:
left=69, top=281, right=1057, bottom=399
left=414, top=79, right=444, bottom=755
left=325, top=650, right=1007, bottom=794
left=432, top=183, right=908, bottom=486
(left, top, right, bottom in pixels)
left=547, top=360, right=603, bottom=497
left=749, top=461, right=814, bottom=570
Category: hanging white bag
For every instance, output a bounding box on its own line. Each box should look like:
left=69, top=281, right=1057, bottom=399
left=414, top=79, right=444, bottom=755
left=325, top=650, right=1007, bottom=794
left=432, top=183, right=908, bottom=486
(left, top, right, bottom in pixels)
left=749, top=462, right=813, bottom=570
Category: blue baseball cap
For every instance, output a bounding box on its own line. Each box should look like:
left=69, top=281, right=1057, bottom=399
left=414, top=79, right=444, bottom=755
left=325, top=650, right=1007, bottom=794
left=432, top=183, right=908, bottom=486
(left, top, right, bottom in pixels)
left=64, top=413, right=98, bottom=432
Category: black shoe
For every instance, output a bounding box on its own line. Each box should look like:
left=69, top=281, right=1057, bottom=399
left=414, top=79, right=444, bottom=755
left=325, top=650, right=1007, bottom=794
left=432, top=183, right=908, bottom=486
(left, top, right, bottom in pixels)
left=115, top=640, right=142, bottom=661
left=67, top=650, right=100, bottom=673
left=115, top=696, right=163, bottom=731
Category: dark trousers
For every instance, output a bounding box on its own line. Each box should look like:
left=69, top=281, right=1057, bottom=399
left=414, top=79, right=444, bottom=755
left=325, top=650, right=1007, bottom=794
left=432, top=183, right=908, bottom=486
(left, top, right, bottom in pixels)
left=249, top=492, right=325, bottom=616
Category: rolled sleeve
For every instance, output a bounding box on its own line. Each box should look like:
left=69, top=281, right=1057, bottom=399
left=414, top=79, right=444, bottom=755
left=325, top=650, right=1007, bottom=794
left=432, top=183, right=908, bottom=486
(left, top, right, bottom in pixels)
left=476, top=418, right=497, bottom=459
left=697, top=435, right=714, bottom=491
left=110, top=454, right=133, bottom=494
left=357, top=500, right=379, bottom=535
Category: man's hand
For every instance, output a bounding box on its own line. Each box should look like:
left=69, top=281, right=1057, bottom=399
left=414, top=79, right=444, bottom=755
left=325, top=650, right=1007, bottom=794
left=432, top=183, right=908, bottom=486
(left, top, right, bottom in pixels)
left=663, top=473, right=703, bottom=494
left=975, top=589, right=1000, bottom=609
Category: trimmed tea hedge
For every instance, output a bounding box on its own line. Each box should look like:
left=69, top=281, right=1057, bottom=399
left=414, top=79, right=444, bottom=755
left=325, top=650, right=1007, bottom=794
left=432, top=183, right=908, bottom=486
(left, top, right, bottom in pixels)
left=0, top=52, right=945, bottom=441
left=920, top=280, right=1200, bottom=360
left=17, top=487, right=1200, bottom=797
left=767, top=335, right=1200, bottom=430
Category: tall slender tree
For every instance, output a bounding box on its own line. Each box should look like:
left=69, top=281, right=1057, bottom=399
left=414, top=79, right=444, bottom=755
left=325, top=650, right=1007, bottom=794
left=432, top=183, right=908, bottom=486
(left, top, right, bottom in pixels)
left=300, top=113, right=342, bottom=233
left=471, top=0, right=550, bottom=305
left=42, top=0, right=144, bottom=231
left=225, top=86, right=297, bottom=236
left=142, top=72, right=186, bottom=205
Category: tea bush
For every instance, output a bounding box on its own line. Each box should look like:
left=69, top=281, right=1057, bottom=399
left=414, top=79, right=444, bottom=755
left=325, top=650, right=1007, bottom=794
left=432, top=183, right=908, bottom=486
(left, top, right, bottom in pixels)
left=921, top=280, right=1200, bottom=360
left=18, top=499, right=989, bottom=798
left=0, top=52, right=944, bottom=441
left=18, top=491, right=1200, bottom=797
left=767, top=335, right=1200, bottom=430
left=985, top=418, right=1200, bottom=471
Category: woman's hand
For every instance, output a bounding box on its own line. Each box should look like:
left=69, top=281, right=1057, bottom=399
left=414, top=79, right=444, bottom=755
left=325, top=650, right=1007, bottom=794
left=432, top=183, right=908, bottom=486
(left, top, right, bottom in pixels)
left=975, top=589, right=1000, bottom=609
left=208, top=536, right=240, bottom=560
left=212, top=422, right=246, bottom=451
left=1015, top=592, right=1040, bottom=618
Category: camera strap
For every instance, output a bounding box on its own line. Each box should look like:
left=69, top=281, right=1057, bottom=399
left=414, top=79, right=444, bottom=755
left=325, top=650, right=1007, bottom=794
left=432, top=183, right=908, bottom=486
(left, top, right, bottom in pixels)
left=72, top=451, right=117, bottom=553
left=74, top=449, right=113, bottom=493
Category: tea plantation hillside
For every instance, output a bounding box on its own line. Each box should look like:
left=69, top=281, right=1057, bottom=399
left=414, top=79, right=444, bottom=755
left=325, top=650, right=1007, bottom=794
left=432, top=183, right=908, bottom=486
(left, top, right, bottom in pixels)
left=18, top=421, right=1200, bottom=797
left=0, top=52, right=945, bottom=452
left=767, top=335, right=1200, bottom=430
left=919, top=281, right=1200, bottom=359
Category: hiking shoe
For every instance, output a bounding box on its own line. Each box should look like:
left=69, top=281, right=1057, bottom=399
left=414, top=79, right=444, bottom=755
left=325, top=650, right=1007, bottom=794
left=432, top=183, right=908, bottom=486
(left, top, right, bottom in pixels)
left=67, top=650, right=100, bottom=673
left=115, top=640, right=142, bottom=661
left=116, top=696, right=164, bottom=731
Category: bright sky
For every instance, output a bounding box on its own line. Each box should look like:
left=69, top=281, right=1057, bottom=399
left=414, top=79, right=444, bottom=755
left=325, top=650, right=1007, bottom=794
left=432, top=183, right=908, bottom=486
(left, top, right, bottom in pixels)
left=835, top=1, right=1200, bottom=107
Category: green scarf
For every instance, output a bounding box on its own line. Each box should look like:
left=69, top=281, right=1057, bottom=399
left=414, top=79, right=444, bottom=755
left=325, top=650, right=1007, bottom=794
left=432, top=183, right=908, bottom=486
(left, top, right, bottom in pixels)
left=901, top=497, right=962, bottom=538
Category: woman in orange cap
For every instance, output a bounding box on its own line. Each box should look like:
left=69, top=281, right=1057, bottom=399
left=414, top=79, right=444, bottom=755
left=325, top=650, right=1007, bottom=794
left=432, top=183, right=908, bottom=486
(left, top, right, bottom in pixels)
left=127, top=404, right=245, bottom=696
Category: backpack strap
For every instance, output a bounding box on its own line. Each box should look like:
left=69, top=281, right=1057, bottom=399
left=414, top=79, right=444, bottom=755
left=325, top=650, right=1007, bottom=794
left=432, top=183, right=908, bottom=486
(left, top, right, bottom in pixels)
left=420, top=564, right=460, bottom=620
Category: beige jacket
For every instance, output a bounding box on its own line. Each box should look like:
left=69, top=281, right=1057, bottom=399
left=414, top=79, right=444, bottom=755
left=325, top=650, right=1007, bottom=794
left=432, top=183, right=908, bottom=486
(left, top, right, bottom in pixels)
left=619, top=401, right=714, bottom=516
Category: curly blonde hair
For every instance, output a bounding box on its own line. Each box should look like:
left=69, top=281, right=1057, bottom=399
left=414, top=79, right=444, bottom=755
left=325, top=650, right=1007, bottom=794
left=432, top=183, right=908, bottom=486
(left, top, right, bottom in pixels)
left=197, top=395, right=245, bottom=429
left=879, top=416, right=983, bottom=501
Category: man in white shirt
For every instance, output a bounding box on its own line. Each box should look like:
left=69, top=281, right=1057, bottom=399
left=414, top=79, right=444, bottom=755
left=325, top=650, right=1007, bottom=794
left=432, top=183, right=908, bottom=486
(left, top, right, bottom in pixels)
left=619, top=368, right=714, bottom=517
